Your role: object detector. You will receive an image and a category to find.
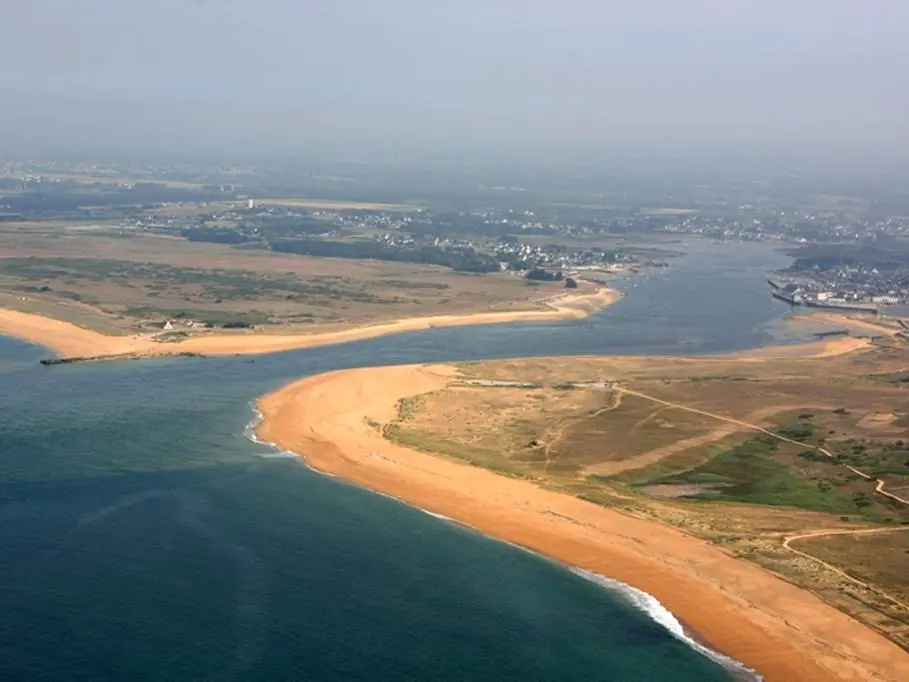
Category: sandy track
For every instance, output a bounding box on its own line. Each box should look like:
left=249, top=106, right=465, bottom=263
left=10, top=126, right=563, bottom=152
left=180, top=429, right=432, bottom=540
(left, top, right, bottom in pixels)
left=783, top=527, right=909, bottom=613
left=585, top=401, right=834, bottom=478
left=257, top=363, right=909, bottom=682
left=616, top=382, right=909, bottom=505
left=584, top=419, right=740, bottom=477
left=0, top=288, right=619, bottom=360
left=611, top=387, right=908, bottom=507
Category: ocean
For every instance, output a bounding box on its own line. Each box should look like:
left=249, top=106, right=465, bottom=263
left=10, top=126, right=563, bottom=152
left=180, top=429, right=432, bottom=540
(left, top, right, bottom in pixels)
left=0, top=240, right=805, bottom=681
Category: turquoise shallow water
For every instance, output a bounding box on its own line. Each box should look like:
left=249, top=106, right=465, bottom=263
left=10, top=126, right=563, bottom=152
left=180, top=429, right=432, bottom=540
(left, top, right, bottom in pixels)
left=0, top=241, right=802, bottom=681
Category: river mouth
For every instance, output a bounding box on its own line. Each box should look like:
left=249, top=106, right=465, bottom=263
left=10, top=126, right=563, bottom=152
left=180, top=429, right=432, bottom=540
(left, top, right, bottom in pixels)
left=0, top=239, right=811, bottom=681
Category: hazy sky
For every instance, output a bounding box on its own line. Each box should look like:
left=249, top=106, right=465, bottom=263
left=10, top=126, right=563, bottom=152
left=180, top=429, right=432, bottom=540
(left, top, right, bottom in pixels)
left=2, top=0, right=908, bottom=161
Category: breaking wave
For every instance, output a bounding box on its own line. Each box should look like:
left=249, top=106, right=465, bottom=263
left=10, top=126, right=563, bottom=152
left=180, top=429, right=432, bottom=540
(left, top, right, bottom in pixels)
left=408, top=505, right=760, bottom=678
left=573, top=568, right=763, bottom=681
left=241, top=404, right=761, bottom=680
left=243, top=403, right=326, bottom=463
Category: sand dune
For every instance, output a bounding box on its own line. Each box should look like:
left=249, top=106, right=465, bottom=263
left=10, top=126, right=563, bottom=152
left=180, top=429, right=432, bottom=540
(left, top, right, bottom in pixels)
left=257, top=363, right=909, bottom=682
left=0, top=288, right=619, bottom=360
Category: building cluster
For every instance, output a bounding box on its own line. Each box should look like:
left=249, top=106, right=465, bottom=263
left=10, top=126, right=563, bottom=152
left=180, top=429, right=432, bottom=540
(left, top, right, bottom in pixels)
left=371, top=231, right=633, bottom=273
left=661, top=210, right=909, bottom=244
left=494, top=241, right=634, bottom=271
left=771, top=266, right=909, bottom=310
left=118, top=202, right=909, bottom=248
left=130, top=202, right=639, bottom=273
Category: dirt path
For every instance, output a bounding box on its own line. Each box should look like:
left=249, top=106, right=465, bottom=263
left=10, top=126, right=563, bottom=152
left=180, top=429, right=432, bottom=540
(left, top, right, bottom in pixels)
left=586, top=421, right=739, bottom=477
left=617, top=387, right=909, bottom=507
left=543, top=389, right=625, bottom=470
left=585, top=401, right=830, bottom=477
left=783, top=527, right=909, bottom=613
left=628, top=404, right=667, bottom=436
left=605, top=385, right=909, bottom=614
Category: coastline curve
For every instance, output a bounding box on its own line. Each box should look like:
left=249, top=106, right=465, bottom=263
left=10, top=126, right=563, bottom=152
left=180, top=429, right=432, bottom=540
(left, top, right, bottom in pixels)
left=253, top=362, right=908, bottom=682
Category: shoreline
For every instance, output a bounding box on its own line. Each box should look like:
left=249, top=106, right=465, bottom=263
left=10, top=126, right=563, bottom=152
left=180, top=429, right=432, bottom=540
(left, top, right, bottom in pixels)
left=0, top=287, right=620, bottom=362
left=244, top=399, right=758, bottom=678
left=255, top=361, right=908, bottom=682
left=788, top=310, right=901, bottom=338
left=243, top=404, right=758, bottom=681
left=570, top=569, right=761, bottom=681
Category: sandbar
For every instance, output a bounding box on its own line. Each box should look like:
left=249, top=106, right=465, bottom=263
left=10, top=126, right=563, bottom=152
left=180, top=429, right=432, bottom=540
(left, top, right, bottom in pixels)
left=256, top=361, right=909, bottom=682
left=0, top=288, right=619, bottom=361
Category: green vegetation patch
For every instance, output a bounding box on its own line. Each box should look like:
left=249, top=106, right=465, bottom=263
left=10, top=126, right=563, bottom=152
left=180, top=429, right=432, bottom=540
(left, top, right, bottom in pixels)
left=645, top=435, right=876, bottom=515
left=614, top=436, right=750, bottom=486
left=775, top=421, right=816, bottom=442
left=832, top=439, right=909, bottom=478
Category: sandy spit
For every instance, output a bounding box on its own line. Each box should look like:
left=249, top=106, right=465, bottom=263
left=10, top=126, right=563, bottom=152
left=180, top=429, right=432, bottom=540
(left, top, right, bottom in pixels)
left=0, top=288, right=619, bottom=360
left=256, top=363, right=909, bottom=682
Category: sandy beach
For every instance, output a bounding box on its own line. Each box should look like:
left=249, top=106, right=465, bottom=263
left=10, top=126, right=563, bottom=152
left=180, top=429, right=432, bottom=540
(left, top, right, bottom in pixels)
left=256, top=361, right=909, bottom=682
left=0, top=288, right=619, bottom=361
left=730, top=334, right=872, bottom=359
left=790, top=311, right=901, bottom=338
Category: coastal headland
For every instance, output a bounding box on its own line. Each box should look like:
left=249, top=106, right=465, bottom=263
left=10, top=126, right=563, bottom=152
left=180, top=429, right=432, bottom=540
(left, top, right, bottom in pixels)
left=256, top=342, right=909, bottom=682
left=0, top=287, right=619, bottom=362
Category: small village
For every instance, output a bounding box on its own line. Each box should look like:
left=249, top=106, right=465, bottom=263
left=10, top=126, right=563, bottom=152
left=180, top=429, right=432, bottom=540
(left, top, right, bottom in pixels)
left=769, top=267, right=909, bottom=315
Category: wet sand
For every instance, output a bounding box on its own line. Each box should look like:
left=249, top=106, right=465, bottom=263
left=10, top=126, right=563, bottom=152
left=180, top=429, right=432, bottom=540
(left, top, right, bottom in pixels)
left=257, top=360, right=909, bottom=682
left=0, top=288, right=619, bottom=360
left=732, top=334, right=872, bottom=359
left=790, top=311, right=900, bottom=338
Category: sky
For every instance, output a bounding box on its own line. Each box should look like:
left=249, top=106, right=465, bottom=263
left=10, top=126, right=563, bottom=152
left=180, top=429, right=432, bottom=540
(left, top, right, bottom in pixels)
left=2, top=0, right=908, bottom=162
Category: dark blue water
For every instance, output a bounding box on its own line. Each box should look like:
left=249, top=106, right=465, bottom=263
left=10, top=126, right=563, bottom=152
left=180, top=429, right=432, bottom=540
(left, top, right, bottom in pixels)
left=0, top=241, right=797, bottom=681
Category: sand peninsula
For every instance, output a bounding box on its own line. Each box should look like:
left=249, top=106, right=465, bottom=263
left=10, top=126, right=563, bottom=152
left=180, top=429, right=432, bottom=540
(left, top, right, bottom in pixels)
left=0, top=287, right=619, bottom=362
left=256, top=339, right=908, bottom=682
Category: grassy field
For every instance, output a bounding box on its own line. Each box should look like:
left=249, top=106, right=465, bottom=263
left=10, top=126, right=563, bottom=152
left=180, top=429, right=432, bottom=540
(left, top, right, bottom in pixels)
left=389, top=347, right=909, bottom=649
left=0, top=221, right=566, bottom=332
left=643, top=433, right=889, bottom=518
